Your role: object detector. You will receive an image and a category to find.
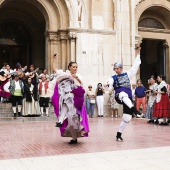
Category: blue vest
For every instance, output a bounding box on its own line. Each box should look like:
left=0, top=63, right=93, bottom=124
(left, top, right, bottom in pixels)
left=112, top=72, right=132, bottom=98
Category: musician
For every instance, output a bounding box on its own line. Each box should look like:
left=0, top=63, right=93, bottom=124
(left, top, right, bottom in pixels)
left=14, top=63, right=23, bottom=71
left=1, top=65, right=14, bottom=102
left=5, top=65, right=14, bottom=74
left=25, top=65, right=39, bottom=101
left=0, top=63, right=8, bottom=72
left=39, top=68, right=49, bottom=79
left=13, top=63, right=26, bottom=81
left=0, top=71, right=6, bottom=102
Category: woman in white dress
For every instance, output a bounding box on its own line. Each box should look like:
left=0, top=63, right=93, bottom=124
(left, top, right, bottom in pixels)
left=22, top=78, right=40, bottom=116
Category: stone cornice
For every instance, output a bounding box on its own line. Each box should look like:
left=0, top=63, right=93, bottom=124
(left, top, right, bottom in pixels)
left=136, top=0, right=170, bottom=7
left=138, top=27, right=170, bottom=34
left=68, top=28, right=116, bottom=35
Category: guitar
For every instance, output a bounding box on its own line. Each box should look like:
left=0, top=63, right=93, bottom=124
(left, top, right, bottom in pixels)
left=0, top=66, right=27, bottom=81
left=29, top=68, right=39, bottom=78
left=18, top=66, right=27, bottom=78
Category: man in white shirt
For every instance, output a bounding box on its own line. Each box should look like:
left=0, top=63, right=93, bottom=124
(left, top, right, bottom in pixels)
left=107, top=45, right=141, bottom=142
left=8, top=74, right=24, bottom=118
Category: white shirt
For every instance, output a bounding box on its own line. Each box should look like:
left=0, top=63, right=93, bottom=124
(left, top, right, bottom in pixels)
left=87, top=90, right=95, bottom=99
left=107, top=55, right=141, bottom=90
left=5, top=69, right=14, bottom=73
left=39, top=73, right=49, bottom=79
left=56, top=69, right=83, bottom=87
left=15, top=81, right=21, bottom=90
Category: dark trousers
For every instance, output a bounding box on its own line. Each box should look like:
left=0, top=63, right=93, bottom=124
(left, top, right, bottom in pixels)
left=39, top=97, right=49, bottom=107
left=11, top=95, right=23, bottom=106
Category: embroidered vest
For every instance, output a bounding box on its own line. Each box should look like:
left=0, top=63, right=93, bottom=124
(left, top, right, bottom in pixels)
left=9, top=80, right=24, bottom=96
left=39, top=81, right=49, bottom=95
left=112, top=72, right=132, bottom=98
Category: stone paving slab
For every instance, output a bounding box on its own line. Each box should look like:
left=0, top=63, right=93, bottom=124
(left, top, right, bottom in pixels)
left=0, top=146, right=170, bottom=170
left=0, top=118, right=169, bottom=161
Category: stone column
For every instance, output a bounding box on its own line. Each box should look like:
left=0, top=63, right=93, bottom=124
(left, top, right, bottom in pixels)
left=46, top=31, right=59, bottom=73
left=69, top=32, right=76, bottom=62
left=163, top=41, right=169, bottom=83
left=58, top=30, right=68, bottom=70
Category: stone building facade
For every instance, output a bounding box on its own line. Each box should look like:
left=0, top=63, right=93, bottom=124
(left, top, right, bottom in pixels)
left=0, top=0, right=170, bottom=88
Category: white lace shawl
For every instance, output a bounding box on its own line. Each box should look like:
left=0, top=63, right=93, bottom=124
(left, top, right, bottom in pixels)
left=156, top=81, right=167, bottom=103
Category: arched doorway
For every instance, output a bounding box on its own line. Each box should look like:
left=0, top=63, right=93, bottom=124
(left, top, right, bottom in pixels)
left=136, top=5, right=170, bottom=85
left=0, top=0, right=46, bottom=70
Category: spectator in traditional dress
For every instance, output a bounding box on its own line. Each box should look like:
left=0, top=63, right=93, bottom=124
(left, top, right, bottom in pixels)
left=8, top=74, right=24, bottom=118
left=152, top=75, right=170, bottom=125
left=22, top=78, right=40, bottom=116
left=38, top=75, right=50, bottom=116
left=145, top=77, right=158, bottom=120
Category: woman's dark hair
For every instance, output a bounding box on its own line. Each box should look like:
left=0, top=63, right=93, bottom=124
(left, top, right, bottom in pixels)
left=150, top=76, right=156, bottom=81
left=97, top=83, right=102, bottom=86
left=3, top=62, right=8, bottom=66
left=68, top=61, right=77, bottom=70
left=158, top=75, right=166, bottom=81
left=43, top=68, right=47, bottom=72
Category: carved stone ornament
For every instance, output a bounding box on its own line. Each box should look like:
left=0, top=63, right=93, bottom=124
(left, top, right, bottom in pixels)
left=139, top=18, right=165, bottom=29
left=46, top=31, right=59, bottom=41
left=68, top=32, right=76, bottom=39
left=49, top=34, right=59, bottom=41
left=59, top=33, right=68, bottom=40
left=163, top=41, right=169, bottom=48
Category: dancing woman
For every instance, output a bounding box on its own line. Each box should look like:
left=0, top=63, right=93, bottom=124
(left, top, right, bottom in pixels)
left=52, top=54, right=89, bottom=144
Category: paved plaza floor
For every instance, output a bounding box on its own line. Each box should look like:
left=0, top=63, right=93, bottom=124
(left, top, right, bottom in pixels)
left=0, top=118, right=169, bottom=169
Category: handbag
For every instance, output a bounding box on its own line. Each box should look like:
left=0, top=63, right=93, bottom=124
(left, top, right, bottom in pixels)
left=90, top=99, right=95, bottom=104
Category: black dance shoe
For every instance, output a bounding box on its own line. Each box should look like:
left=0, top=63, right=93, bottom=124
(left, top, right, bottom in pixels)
left=147, top=119, right=154, bottom=123
left=154, top=119, right=159, bottom=124
left=130, top=106, right=142, bottom=117
left=18, top=112, right=22, bottom=117
left=55, top=122, right=63, bottom=127
left=116, top=132, right=123, bottom=142
left=68, top=139, right=77, bottom=144
left=14, top=113, right=17, bottom=119
left=159, top=122, right=169, bottom=126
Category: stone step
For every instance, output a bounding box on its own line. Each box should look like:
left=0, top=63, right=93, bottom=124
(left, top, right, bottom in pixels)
left=0, top=116, right=56, bottom=122
left=0, top=103, right=54, bottom=120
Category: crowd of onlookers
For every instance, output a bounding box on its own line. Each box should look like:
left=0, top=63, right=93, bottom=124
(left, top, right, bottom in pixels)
left=86, top=75, right=170, bottom=125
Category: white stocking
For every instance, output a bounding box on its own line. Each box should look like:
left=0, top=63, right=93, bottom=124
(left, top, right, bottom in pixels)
left=46, top=107, right=49, bottom=116
left=118, top=114, right=132, bottom=133
left=40, top=107, right=44, bottom=115
left=12, top=107, right=16, bottom=113
left=18, top=105, right=22, bottom=112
